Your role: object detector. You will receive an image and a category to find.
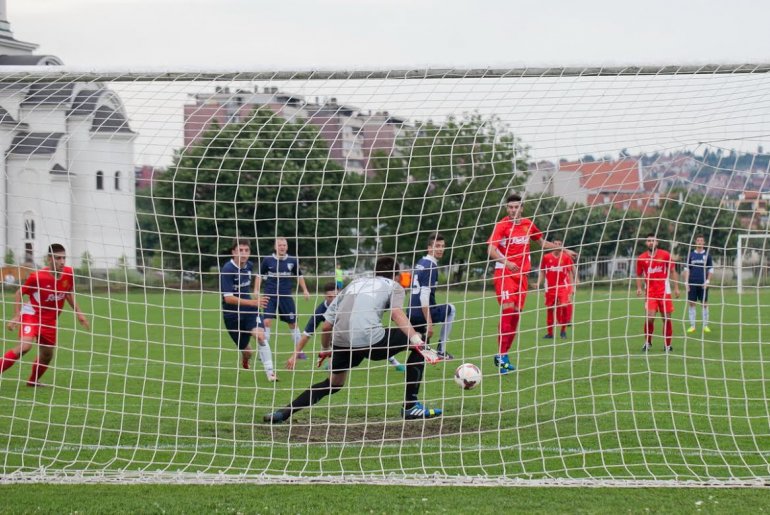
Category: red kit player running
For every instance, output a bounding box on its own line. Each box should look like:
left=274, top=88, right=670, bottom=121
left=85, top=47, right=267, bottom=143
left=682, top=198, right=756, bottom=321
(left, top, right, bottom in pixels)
left=537, top=237, right=576, bottom=339
left=636, top=234, right=680, bottom=353
left=1, top=243, right=90, bottom=386
left=487, top=194, right=577, bottom=374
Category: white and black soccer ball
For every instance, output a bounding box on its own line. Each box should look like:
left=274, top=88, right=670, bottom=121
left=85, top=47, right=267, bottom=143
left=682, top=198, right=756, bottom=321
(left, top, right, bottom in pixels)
left=454, top=363, right=481, bottom=390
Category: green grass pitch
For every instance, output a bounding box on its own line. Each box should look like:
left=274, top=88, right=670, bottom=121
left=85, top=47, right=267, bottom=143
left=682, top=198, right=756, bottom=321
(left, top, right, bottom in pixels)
left=1, top=285, right=770, bottom=485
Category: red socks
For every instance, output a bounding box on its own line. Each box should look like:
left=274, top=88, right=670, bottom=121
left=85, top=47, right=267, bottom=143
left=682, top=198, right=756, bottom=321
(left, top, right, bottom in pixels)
left=664, top=319, right=673, bottom=347
left=499, top=308, right=520, bottom=355
left=546, top=307, right=555, bottom=336
left=645, top=320, right=654, bottom=344
left=0, top=349, right=20, bottom=373
left=27, top=358, right=49, bottom=385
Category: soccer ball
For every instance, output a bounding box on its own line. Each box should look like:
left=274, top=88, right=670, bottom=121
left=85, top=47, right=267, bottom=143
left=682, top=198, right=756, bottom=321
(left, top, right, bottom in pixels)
left=454, top=363, right=481, bottom=390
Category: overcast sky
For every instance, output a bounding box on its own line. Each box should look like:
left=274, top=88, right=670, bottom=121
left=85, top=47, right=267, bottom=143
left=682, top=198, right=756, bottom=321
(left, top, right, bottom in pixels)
left=7, top=0, right=770, bottom=167
left=11, top=0, right=770, bottom=69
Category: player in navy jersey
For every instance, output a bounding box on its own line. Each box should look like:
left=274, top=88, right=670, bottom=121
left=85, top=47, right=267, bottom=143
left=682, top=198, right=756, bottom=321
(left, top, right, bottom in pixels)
left=285, top=282, right=337, bottom=370
left=255, top=237, right=310, bottom=356
left=220, top=239, right=276, bottom=381
left=408, top=233, right=456, bottom=360
left=684, top=234, right=714, bottom=334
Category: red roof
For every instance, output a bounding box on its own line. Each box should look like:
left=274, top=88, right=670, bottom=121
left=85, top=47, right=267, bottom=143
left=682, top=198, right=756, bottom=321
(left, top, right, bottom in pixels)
left=559, top=158, right=643, bottom=193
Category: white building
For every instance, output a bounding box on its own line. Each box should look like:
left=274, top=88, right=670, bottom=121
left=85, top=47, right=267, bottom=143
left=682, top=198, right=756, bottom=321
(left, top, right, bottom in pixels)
left=0, top=1, right=136, bottom=268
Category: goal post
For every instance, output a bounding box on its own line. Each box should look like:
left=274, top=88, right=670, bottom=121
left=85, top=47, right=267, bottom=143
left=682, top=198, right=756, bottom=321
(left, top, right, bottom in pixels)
left=736, top=233, right=770, bottom=294
left=0, top=65, right=769, bottom=486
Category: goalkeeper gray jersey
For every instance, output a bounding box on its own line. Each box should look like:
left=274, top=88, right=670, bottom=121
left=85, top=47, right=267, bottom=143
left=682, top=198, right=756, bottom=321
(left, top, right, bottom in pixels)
left=323, top=275, right=406, bottom=349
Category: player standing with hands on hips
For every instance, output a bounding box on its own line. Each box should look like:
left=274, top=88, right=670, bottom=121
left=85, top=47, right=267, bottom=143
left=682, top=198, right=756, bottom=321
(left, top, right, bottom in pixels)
left=636, top=233, right=681, bottom=352
left=684, top=234, right=714, bottom=334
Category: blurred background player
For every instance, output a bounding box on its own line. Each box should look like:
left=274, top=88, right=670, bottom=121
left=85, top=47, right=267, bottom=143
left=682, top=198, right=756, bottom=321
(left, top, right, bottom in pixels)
left=408, top=232, right=456, bottom=360
left=335, top=262, right=345, bottom=290
left=683, top=234, right=714, bottom=334
left=220, top=239, right=275, bottom=381
left=255, top=237, right=310, bottom=361
left=636, top=233, right=681, bottom=352
left=1, top=243, right=89, bottom=387
left=487, top=193, right=576, bottom=374
left=264, top=256, right=440, bottom=424
left=286, top=282, right=338, bottom=370
left=537, top=236, right=576, bottom=339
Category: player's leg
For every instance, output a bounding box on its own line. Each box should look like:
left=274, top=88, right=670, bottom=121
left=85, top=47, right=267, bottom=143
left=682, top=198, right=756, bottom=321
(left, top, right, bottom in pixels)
left=264, top=350, right=354, bottom=423
left=702, top=288, right=711, bottom=332
left=223, top=313, right=249, bottom=369
left=643, top=299, right=657, bottom=351
left=663, top=298, right=674, bottom=350
left=262, top=296, right=277, bottom=347
left=687, top=286, right=698, bottom=332
left=431, top=304, right=455, bottom=359
left=544, top=290, right=555, bottom=338
left=251, top=318, right=275, bottom=381
left=281, top=297, right=304, bottom=359
left=1, top=337, right=35, bottom=374
left=27, top=339, right=55, bottom=387
left=2, top=316, right=41, bottom=374
left=496, top=274, right=524, bottom=373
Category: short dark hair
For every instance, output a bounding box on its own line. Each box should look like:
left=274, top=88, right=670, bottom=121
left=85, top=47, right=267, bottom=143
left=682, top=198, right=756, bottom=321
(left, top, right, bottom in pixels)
left=646, top=233, right=656, bottom=239
left=323, top=282, right=337, bottom=293
left=694, top=233, right=705, bottom=240
left=230, top=239, right=251, bottom=251
left=550, top=233, right=564, bottom=243
left=374, top=256, right=397, bottom=279
left=427, top=232, right=445, bottom=246
left=506, top=193, right=522, bottom=203
left=48, top=243, right=65, bottom=255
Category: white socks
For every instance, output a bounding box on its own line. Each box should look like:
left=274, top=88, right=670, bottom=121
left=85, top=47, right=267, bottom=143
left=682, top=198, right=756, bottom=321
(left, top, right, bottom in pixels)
left=703, top=307, right=709, bottom=326
left=689, top=306, right=696, bottom=326
left=258, top=341, right=274, bottom=373
left=292, top=327, right=302, bottom=346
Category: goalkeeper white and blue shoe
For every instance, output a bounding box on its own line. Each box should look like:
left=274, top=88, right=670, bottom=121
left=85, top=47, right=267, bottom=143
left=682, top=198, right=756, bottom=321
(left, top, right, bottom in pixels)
left=402, top=402, right=442, bottom=420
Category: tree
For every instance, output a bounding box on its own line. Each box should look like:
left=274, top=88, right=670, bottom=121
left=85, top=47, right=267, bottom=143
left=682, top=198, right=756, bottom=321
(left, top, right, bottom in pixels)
left=139, top=109, right=363, bottom=273
left=359, top=114, right=530, bottom=269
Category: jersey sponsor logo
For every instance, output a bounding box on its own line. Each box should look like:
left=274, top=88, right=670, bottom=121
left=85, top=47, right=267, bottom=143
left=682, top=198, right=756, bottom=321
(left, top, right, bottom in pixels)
left=647, top=265, right=665, bottom=274
left=44, top=292, right=67, bottom=303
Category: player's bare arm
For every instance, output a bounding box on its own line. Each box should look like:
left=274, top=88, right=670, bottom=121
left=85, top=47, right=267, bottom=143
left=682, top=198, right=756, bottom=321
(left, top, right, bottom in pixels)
left=672, top=267, right=681, bottom=298
left=298, top=276, right=310, bottom=300
left=541, top=239, right=577, bottom=259
left=5, top=288, right=22, bottom=331
left=65, top=293, right=90, bottom=330
left=488, top=243, right=518, bottom=272
left=286, top=333, right=310, bottom=370
left=636, top=276, right=644, bottom=297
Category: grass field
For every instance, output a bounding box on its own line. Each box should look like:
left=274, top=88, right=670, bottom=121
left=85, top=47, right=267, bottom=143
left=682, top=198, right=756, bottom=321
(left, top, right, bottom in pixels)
left=2, top=284, right=770, bottom=488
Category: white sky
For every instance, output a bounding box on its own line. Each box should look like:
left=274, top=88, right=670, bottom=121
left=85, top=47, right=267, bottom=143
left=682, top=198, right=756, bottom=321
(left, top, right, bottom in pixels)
left=7, top=0, right=770, bottom=167
left=12, top=0, right=770, bottom=69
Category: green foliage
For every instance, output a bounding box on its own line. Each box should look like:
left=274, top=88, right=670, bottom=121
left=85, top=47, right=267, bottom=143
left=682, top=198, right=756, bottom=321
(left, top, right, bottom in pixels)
left=4, top=248, right=14, bottom=265
left=139, top=108, right=362, bottom=272
left=77, top=251, right=94, bottom=277
left=360, top=114, right=529, bottom=266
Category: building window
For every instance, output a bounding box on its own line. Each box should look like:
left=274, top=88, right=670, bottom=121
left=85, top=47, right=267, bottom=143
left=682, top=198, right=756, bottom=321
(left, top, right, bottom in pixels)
left=96, top=171, right=104, bottom=190
left=24, top=219, right=35, bottom=240
left=115, top=171, right=121, bottom=191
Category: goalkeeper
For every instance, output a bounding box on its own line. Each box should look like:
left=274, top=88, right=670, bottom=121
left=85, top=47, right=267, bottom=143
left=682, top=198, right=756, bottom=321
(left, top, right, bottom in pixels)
left=264, top=256, right=442, bottom=423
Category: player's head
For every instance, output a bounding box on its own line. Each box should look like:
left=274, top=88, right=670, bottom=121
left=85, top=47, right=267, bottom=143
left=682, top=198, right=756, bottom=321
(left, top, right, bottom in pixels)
left=550, top=235, right=564, bottom=252
left=274, top=237, right=288, bottom=256
left=47, top=243, right=66, bottom=272
left=694, top=234, right=706, bottom=248
left=645, top=233, right=657, bottom=250
left=374, top=256, right=398, bottom=280
left=505, top=193, right=523, bottom=221
left=426, top=232, right=446, bottom=259
left=323, top=282, right=338, bottom=303
left=230, top=239, right=251, bottom=264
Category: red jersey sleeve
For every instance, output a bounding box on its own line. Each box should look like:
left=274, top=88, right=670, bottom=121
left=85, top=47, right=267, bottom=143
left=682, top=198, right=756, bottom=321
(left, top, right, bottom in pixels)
left=528, top=221, right=543, bottom=242
left=636, top=255, right=646, bottom=277
left=20, top=271, right=38, bottom=297
left=487, top=219, right=507, bottom=248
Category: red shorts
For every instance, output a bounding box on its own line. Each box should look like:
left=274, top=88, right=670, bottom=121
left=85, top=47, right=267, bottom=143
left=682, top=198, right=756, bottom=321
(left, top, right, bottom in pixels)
left=645, top=295, right=674, bottom=314
left=545, top=288, right=572, bottom=307
left=494, top=268, right=529, bottom=310
left=20, top=314, right=57, bottom=345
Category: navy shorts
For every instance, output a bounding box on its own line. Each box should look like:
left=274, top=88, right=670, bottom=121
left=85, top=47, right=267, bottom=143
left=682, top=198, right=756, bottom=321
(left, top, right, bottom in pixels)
left=330, top=329, right=412, bottom=372
left=263, top=295, right=298, bottom=324
left=688, top=285, right=709, bottom=303
left=223, top=312, right=263, bottom=350
left=409, top=304, right=452, bottom=331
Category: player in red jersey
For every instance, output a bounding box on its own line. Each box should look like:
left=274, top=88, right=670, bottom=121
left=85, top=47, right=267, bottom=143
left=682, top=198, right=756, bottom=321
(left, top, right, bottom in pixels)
left=1, top=243, right=90, bottom=386
left=636, top=234, right=680, bottom=353
left=537, top=237, right=576, bottom=339
left=487, top=194, right=577, bottom=374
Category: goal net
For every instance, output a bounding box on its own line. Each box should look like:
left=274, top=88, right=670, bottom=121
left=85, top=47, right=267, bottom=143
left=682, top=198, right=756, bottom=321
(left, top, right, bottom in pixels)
left=1, top=65, right=769, bottom=486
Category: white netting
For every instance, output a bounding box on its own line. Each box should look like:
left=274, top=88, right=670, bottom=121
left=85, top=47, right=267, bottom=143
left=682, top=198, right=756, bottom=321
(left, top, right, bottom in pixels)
left=1, top=66, right=770, bottom=485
